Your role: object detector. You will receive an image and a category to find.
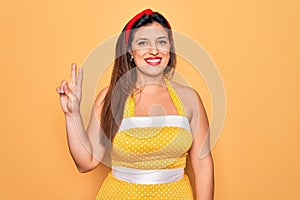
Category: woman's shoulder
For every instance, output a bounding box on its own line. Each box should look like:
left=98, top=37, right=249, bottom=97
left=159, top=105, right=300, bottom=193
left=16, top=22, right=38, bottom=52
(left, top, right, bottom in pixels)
left=168, top=79, right=199, bottom=98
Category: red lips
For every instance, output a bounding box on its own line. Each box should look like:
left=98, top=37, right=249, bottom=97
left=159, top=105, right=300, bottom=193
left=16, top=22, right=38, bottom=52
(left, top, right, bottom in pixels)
left=144, top=56, right=162, bottom=66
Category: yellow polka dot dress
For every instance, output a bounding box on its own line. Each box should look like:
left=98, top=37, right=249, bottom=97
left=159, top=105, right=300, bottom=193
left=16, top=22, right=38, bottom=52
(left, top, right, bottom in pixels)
left=96, top=77, right=194, bottom=199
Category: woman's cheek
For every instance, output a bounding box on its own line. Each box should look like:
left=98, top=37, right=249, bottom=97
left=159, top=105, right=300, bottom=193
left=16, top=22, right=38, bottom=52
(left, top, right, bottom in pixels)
left=163, top=55, right=170, bottom=67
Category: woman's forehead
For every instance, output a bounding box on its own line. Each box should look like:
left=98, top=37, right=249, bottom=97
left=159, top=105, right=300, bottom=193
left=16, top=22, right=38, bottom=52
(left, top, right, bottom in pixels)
left=133, top=22, right=169, bottom=40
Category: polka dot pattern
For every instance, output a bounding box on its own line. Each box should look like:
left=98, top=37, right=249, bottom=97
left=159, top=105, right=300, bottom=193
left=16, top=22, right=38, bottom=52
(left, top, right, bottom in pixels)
left=96, top=77, right=194, bottom=199
left=112, top=127, right=192, bottom=169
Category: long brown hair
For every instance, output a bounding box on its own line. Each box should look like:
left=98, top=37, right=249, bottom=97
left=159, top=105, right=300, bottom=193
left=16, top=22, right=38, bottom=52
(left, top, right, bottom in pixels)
left=100, top=11, right=177, bottom=142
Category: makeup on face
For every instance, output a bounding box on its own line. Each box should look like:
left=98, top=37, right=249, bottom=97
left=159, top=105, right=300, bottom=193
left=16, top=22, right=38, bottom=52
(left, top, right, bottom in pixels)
left=130, top=22, right=171, bottom=68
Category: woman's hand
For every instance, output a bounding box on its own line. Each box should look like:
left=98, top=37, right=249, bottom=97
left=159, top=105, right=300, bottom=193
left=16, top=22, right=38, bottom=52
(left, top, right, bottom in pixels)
left=56, top=63, right=83, bottom=116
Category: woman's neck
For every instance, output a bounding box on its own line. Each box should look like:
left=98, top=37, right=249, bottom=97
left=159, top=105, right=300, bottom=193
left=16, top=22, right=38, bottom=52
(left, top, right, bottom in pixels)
left=135, top=74, right=167, bottom=93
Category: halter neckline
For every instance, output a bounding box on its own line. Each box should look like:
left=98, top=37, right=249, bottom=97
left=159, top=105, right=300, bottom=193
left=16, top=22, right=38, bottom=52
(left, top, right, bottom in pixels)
left=123, top=77, right=186, bottom=118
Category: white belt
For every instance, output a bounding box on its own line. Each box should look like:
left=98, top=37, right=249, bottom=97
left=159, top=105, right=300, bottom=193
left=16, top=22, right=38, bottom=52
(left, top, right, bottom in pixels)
left=112, top=166, right=184, bottom=184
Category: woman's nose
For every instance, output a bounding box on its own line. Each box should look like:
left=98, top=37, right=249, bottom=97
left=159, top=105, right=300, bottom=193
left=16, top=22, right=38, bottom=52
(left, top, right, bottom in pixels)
left=148, top=43, right=159, bottom=55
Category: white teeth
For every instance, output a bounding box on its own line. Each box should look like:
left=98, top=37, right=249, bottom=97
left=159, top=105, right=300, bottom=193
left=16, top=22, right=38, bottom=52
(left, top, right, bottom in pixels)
left=146, top=59, right=161, bottom=63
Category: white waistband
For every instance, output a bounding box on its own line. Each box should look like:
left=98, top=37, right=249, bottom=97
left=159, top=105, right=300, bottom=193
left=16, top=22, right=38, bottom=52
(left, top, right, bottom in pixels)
left=112, top=166, right=184, bottom=184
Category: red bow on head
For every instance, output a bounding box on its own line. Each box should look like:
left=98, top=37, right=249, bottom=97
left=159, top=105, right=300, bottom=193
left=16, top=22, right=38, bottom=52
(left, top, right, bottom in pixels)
left=125, top=9, right=173, bottom=45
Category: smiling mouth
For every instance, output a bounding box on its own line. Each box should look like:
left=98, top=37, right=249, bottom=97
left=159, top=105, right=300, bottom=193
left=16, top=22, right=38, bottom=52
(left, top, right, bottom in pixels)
left=145, top=57, right=162, bottom=66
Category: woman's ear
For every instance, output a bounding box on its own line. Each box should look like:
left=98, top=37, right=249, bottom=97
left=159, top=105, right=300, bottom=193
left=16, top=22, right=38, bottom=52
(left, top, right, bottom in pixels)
left=128, top=51, right=133, bottom=57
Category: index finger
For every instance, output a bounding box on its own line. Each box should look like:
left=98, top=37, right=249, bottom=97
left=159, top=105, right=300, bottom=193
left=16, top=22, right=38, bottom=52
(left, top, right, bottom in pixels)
left=70, top=63, right=77, bottom=85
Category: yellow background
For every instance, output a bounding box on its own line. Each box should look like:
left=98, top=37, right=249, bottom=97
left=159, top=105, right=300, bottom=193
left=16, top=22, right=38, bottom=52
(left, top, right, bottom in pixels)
left=1, top=0, right=299, bottom=199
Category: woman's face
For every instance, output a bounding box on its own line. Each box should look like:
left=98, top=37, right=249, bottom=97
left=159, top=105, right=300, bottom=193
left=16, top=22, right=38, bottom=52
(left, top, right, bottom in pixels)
left=129, top=22, right=171, bottom=77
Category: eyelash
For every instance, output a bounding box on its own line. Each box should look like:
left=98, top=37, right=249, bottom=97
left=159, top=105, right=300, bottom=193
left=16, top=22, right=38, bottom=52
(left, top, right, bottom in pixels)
left=158, top=40, right=167, bottom=45
left=138, top=41, right=148, bottom=46
left=137, top=40, right=168, bottom=46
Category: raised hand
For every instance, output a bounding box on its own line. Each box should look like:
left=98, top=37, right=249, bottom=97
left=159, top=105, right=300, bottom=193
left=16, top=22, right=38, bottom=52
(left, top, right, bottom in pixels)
left=56, top=63, right=84, bottom=116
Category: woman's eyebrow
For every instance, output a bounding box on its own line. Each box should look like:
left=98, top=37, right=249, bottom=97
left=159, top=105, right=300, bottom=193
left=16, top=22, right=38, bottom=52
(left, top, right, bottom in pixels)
left=157, top=36, right=168, bottom=39
left=135, top=37, right=148, bottom=41
left=135, top=36, right=168, bottom=41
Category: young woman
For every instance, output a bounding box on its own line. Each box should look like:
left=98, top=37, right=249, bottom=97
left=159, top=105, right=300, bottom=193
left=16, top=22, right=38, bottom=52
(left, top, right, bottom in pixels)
left=56, top=9, right=214, bottom=200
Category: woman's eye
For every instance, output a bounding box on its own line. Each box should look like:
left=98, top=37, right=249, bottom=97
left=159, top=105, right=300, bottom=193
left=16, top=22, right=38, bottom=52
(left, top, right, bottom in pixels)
left=158, top=40, right=168, bottom=45
left=137, top=41, right=148, bottom=46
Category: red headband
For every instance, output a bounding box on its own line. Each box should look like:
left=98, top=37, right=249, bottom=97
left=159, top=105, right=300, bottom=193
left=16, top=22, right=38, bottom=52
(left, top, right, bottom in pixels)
left=125, top=9, right=173, bottom=45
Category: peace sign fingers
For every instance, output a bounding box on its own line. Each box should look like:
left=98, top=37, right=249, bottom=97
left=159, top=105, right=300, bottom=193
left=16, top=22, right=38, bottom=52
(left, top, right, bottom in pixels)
left=56, top=63, right=84, bottom=115
left=69, top=63, right=84, bottom=96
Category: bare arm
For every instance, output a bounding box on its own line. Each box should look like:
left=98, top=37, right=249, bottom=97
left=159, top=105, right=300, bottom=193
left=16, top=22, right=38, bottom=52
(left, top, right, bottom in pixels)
left=56, top=63, right=108, bottom=173
left=189, top=89, right=214, bottom=200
